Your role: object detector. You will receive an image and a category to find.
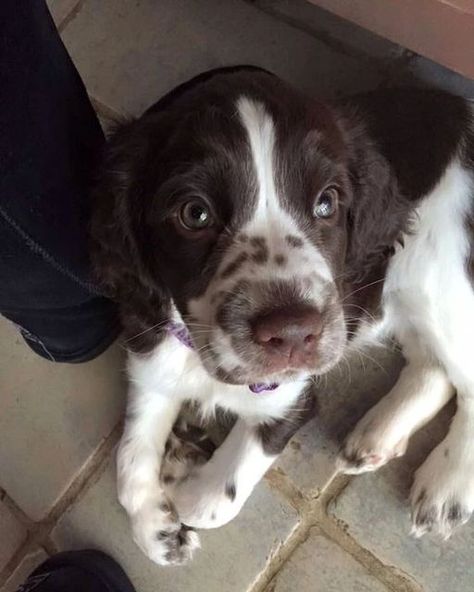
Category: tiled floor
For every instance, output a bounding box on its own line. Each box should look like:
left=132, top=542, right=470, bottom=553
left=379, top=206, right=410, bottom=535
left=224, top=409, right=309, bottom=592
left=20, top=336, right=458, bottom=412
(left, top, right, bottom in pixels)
left=1, top=1, right=474, bottom=591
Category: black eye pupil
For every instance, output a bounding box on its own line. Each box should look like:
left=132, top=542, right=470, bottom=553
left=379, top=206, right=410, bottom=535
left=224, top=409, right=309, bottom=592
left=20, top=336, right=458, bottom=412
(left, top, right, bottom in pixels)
left=190, top=205, right=207, bottom=222
left=180, top=200, right=212, bottom=230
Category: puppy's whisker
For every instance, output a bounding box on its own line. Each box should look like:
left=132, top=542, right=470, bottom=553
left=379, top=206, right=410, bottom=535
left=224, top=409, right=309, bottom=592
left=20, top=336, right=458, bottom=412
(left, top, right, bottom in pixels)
left=124, top=320, right=169, bottom=342
left=342, top=278, right=385, bottom=303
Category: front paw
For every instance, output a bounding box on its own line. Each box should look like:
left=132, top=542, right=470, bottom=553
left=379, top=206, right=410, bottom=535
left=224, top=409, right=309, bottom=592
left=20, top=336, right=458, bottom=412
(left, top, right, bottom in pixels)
left=338, top=407, right=408, bottom=475
left=130, top=498, right=200, bottom=566
left=410, top=444, right=474, bottom=539
left=171, top=471, right=242, bottom=529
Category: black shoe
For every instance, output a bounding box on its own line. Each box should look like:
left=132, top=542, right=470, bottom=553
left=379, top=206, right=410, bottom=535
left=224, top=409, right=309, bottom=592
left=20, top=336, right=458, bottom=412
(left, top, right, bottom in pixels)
left=18, top=550, right=136, bottom=592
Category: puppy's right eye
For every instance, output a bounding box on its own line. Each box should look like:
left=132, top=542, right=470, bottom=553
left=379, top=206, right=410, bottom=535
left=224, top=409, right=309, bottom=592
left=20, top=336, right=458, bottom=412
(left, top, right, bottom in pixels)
left=178, top=199, right=214, bottom=231
left=313, top=186, right=339, bottom=219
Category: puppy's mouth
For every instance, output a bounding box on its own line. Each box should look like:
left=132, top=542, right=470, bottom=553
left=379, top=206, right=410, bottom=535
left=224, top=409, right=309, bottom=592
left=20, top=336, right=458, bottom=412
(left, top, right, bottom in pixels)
left=191, top=314, right=346, bottom=387
left=204, top=360, right=308, bottom=387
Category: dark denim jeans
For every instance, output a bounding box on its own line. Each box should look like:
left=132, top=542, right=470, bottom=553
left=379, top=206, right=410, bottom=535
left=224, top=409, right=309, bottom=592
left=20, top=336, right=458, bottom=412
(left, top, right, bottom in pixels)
left=0, top=0, right=118, bottom=362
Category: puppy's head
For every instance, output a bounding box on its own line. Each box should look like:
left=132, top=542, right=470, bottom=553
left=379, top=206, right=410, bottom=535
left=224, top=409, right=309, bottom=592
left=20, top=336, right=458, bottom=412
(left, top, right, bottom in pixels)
left=93, top=68, right=354, bottom=385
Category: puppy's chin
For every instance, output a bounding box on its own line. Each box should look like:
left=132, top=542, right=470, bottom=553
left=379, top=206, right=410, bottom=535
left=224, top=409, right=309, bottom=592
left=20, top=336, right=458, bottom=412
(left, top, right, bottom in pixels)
left=199, top=354, right=339, bottom=387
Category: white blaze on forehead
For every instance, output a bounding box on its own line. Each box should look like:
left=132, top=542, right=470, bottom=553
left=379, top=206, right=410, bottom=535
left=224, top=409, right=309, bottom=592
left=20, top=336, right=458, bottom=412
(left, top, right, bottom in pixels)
left=236, top=96, right=333, bottom=283
left=236, top=96, right=277, bottom=219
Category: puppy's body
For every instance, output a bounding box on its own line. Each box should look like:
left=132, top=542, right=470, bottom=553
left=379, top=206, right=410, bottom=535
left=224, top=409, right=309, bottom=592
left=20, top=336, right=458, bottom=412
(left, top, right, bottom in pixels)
left=91, top=68, right=474, bottom=564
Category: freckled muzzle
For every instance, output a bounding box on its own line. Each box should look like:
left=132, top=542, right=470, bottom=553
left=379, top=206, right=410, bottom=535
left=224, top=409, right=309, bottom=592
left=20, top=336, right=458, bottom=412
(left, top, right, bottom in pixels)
left=193, top=278, right=346, bottom=384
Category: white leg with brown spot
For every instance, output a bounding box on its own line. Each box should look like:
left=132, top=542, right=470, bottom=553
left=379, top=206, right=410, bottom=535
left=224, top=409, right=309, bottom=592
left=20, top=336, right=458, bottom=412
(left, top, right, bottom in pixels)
left=117, top=388, right=200, bottom=565
left=169, top=419, right=276, bottom=529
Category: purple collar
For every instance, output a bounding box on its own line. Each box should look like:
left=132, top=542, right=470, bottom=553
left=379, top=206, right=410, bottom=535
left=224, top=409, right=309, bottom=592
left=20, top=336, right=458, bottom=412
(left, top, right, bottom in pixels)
left=166, top=321, right=279, bottom=394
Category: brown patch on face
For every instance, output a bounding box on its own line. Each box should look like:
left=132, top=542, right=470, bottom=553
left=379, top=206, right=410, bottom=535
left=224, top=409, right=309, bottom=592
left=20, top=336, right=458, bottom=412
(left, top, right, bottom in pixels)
left=220, top=252, right=248, bottom=279
left=466, top=209, right=474, bottom=285
left=274, top=254, right=286, bottom=266
left=250, top=236, right=269, bottom=264
left=286, top=235, right=303, bottom=248
left=210, top=290, right=227, bottom=305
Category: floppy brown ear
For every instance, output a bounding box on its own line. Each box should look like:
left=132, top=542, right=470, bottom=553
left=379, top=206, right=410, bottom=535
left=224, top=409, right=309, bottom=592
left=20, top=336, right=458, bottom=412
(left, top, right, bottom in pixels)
left=90, top=119, right=171, bottom=352
left=344, top=121, right=410, bottom=284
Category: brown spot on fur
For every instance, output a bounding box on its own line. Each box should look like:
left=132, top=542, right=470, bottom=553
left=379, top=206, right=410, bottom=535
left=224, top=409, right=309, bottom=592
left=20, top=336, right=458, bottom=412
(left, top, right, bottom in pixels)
left=250, top=236, right=269, bottom=264
left=251, top=250, right=268, bottom=264
left=250, top=236, right=266, bottom=249
left=447, top=503, right=464, bottom=523
left=415, top=488, right=426, bottom=506
left=214, top=367, right=231, bottom=383
left=467, top=210, right=474, bottom=284
left=225, top=482, right=236, bottom=501
left=286, top=235, right=303, bottom=248
left=210, top=290, right=227, bottom=305
left=274, top=254, right=286, bottom=266
left=221, top=252, right=248, bottom=278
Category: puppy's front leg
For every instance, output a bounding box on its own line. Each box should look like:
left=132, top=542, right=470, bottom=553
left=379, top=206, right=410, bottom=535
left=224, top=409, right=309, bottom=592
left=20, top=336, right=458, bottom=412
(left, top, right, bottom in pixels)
left=171, top=390, right=316, bottom=528
left=339, top=363, right=454, bottom=474
left=117, top=386, right=199, bottom=565
left=169, top=419, right=274, bottom=529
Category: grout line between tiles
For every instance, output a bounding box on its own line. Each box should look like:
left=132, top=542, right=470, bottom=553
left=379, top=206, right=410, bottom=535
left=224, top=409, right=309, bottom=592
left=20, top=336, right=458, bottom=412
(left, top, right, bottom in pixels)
left=255, top=469, right=422, bottom=592
left=0, top=488, right=35, bottom=530
left=57, top=0, right=88, bottom=34
left=0, top=421, right=121, bottom=587
left=43, top=421, right=122, bottom=526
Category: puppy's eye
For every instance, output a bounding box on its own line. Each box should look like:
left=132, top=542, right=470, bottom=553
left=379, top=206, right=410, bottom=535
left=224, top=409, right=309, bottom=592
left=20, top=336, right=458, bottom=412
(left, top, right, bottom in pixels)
left=179, top=199, right=213, bottom=231
left=313, top=186, right=339, bottom=219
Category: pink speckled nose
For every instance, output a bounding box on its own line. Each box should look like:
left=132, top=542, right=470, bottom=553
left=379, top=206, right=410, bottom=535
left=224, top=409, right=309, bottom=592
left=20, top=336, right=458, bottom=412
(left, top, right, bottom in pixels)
left=252, top=306, right=322, bottom=368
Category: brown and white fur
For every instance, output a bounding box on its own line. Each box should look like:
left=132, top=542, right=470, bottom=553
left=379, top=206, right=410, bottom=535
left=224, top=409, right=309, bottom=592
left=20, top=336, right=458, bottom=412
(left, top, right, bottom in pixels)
left=91, top=67, right=474, bottom=565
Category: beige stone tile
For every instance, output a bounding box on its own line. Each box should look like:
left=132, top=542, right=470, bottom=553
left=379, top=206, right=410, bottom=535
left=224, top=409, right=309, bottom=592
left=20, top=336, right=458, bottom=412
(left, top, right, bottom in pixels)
left=46, top=0, right=81, bottom=27
left=0, top=500, right=27, bottom=573
left=0, top=316, right=126, bottom=519
left=328, top=403, right=474, bottom=592
left=1, top=548, right=48, bottom=592
left=272, top=529, right=389, bottom=591
left=53, top=457, right=299, bottom=592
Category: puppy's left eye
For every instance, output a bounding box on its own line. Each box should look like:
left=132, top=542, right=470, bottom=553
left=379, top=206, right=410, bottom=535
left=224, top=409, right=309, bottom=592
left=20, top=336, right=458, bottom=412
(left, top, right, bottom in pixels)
left=313, top=186, right=339, bottom=219
left=179, top=199, right=214, bottom=231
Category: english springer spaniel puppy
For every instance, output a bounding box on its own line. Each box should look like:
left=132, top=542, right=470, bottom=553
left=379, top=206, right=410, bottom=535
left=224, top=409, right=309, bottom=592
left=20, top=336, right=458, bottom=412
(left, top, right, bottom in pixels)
left=91, top=66, right=474, bottom=565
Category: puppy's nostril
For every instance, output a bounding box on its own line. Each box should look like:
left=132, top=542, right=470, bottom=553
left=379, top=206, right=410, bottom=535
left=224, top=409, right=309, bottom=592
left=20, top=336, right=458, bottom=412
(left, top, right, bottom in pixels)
left=304, top=334, right=315, bottom=345
left=269, top=337, right=284, bottom=348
